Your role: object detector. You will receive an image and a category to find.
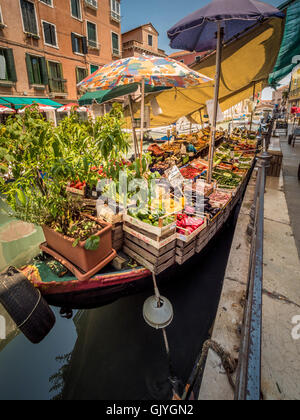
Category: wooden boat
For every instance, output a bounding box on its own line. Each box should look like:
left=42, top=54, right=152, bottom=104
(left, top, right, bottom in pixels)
left=6, top=159, right=251, bottom=310
left=0, top=132, right=257, bottom=315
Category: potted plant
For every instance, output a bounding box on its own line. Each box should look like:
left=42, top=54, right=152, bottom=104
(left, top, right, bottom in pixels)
left=0, top=105, right=129, bottom=274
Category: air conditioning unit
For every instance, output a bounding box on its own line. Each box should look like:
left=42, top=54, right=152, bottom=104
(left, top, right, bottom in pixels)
left=85, top=0, right=98, bottom=9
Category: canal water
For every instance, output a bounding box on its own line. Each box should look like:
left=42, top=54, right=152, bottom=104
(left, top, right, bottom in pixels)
left=0, top=212, right=238, bottom=400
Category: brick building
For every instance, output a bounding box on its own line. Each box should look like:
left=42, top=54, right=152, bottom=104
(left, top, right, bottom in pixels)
left=168, top=50, right=209, bottom=67
left=0, top=0, right=122, bottom=108
left=122, top=23, right=166, bottom=59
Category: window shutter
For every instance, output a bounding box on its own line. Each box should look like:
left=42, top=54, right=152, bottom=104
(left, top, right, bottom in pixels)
left=82, top=37, right=88, bottom=55
left=71, top=33, right=77, bottom=53
left=25, top=53, right=34, bottom=84
left=5, top=49, right=17, bottom=82
left=39, top=57, right=48, bottom=85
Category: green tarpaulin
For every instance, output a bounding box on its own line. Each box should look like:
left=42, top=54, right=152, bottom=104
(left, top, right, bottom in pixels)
left=0, top=97, right=62, bottom=109
left=269, top=0, right=300, bottom=86
left=79, top=84, right=170, bottom=106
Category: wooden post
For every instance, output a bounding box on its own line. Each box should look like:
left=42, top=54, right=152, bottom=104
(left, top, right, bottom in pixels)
left=207, top=23, right=224, bottom=184
left=249, top=82, right=256, bottom=132
left=140, top=77, right=145, bottom=159
left=128, top=95, right=139, bottom=159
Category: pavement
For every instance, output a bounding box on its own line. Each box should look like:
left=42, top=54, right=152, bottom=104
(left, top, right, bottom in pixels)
left=199, top=136, right=300, bottom=400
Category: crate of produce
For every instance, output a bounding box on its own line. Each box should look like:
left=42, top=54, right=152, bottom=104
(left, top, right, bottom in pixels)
left=124, top=209, right=177, bottom=238
left=175, top=238, right=196, bottom=265
left=124, top=231, right=176, bottom=274
left=176, top=213, right=207, bottom=243
left=209, top=189, right=232, bottom=209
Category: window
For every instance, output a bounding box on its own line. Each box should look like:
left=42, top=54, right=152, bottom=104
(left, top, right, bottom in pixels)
left=0, top=6, right=5, bottom=27
left=26, top=54, right=48, bottom=85
left=195, top=56, right=201, bottom=63
left=71, top=33, right=88, bottom=55
left=70, top=0, right=81, bottom=20
left=111, top=0, right=121, bottom=22
left=90, top=64, right=99, bottom=74
left=148, top=35, right=153, bottom=47
left=76, top=67, right=88, bottom=84
left=0, top=49, right=17, bottom=82
left=47, top=61, right=66, bottom=93
left=112, top=32, right=120, bottom=56
left=85, top=0, right=97, bottom=9
left=40, top=0, right=53, bottom=5
left=20, top=0, right=38, bottom=35
left=87, top=21, right=97, bottom=48
left=42, top=21, right=57, bottom=47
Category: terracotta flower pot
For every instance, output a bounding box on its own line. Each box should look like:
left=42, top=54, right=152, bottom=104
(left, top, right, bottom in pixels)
left=42, top=214, right=113, bottom=273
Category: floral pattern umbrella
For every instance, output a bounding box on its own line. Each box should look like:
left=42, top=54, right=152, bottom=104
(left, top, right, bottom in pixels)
left=77, top=55, right=212, bottom=91
left=0, top=105, right=15, bottom=114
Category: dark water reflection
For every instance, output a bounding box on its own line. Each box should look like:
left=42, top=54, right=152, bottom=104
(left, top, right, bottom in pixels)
left=0, top=219, right=237, bottom=400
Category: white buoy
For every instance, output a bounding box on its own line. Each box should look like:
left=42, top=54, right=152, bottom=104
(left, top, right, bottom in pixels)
left=143, top=295, right=174, bottom=330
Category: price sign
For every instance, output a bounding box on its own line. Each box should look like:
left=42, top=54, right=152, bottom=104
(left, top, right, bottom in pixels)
left=166, top=165, right=185, bottom=190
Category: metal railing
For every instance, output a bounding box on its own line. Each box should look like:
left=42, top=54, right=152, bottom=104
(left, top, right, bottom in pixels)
left=234, top=123, right=273, bottom=400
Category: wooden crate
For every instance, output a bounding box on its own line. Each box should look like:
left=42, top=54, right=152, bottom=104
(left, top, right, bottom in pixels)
left=124, top=213, right=177, bottom=238
left=175, top=238, right=196, bottom=265
left=196, top=225, right=210, bottom=253
left=124, top=231, right=176, bottom=275
left=123, top=222, right=177, bottom=250
left=112, top=222, right=124, bottom=252
left=176, top=217, right=207, bottom=243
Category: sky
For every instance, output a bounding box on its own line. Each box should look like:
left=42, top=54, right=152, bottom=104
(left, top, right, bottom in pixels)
left=121, top=0, right=287, bottom=101
left=121, top=0, right=282, bottom=55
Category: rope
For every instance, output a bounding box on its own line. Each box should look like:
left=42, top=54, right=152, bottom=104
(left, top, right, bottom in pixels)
left=17, top=290, right=42, bottom=329
left=183, top=339, right=237, bottom=400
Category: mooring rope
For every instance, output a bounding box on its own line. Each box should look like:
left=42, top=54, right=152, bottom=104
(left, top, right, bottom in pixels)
left=17, top=290, right=42, bottom=329
left=182, top=339, right=237, bottom=400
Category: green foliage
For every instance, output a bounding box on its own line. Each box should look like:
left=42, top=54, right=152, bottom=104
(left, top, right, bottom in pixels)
left=0, top=104, right=129, bottom=248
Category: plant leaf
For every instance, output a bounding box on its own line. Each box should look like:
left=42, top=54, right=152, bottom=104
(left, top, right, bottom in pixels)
left=84, top=235, right=100, bottom=251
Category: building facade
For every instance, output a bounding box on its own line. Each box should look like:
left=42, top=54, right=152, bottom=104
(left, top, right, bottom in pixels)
left=122, top=23, right=166, bottom=59
left=0, top=0, right=122, bottom=106
left=168, top=50, right=209, bottom=67
left=289, top=65, right=300, bottom=108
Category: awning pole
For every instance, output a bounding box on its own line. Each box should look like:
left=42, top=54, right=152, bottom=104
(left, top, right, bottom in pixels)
left=207, top=23, right=224, bottom=184
left=249, top=82, right=256, bottom=132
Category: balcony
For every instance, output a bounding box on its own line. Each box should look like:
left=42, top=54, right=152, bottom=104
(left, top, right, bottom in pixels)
left=85, top=0, right=98, bottom=10
left=110, top=11, right=121, bottom=23
left=122, top=40, right=166, bottom=57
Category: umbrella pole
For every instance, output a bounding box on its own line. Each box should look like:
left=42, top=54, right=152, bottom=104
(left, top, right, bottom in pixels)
left=128, top=95, right=139, bottom=159
left=249, top=82, right=256, bottom=132
left=207, top=23, right=224, bottom=184
left=140, top=77, right=145, bottom=161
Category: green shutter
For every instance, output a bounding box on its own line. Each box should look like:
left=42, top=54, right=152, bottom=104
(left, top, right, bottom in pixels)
left=71, top=33, right=77, bottom=53
left=25, top=53, right=34, bottom=84
left=39, top=57, right=48, bottom=85
left=82, top=37, right=88, bottom=55
left=5, top=49, right=17, bottom=82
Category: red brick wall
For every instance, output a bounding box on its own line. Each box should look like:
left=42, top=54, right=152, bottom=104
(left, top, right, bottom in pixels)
left=0, top=0, right=121, bottom=102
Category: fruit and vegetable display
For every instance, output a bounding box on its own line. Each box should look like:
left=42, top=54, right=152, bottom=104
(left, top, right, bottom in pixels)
left=127, top=208, right=176, bottom=228
left=177, top=214, right=205, bottom=236
left=209, top=190, right=232, bottom=208
left=180, top=165, right=203, bottom=179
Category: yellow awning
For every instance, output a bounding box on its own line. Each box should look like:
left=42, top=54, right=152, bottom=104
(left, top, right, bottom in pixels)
left=128, top=17, right=285, bottom=127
